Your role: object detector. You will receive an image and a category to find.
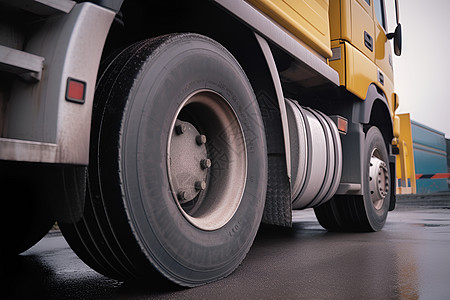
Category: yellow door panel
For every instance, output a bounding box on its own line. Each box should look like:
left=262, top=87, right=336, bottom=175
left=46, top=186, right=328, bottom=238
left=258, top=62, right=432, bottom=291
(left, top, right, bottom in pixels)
left=350, top=0, right=375, bottom=61
left=379, top=68, right=394, bottom=114
left=345, top=41, right=377, bottom=100
left=374, top=10, right=394, bottom=83
left=375, top=23, right=393, bottom=79
left=329, top=40, right=394, bottom=107
left=248, top=0, right=332, bottom=58
left=355, top=0, right=372, bottom=16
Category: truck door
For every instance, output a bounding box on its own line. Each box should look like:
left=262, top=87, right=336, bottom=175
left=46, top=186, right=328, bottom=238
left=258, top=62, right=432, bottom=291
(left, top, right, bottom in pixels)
left=351, top=0, right=375, bottom=61
left=374, top=0, right=394, bottom=86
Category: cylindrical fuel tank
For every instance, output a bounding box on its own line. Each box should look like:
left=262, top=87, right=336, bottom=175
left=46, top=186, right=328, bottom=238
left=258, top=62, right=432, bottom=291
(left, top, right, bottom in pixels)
left=285, top=98, right=342, bottom=209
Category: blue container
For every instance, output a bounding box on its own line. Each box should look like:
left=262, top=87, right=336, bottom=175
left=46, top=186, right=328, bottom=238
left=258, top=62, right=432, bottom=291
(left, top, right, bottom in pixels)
left=411, top=120, right=448, bottom=194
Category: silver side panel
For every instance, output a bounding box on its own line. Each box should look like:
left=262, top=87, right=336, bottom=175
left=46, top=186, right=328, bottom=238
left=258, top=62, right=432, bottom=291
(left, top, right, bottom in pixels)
left=0, top=0, right=76, bottom=15
left=0, top=138, right=57, bottom=162
left=213, top=0, right=340, bottom=86
left=0, top=3, right=115, bottom=164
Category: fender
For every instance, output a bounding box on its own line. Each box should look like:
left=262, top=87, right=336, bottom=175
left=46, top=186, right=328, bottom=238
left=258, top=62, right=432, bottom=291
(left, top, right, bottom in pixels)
left=353, top=84, right=394, bottom=142
left=337, top=84, right=395, bottom=196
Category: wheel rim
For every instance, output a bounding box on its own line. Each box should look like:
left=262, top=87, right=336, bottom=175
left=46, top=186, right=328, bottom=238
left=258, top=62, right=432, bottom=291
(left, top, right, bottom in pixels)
left=368, top=148, right=389, bottom=210
left=167, top=90, right=247, bottom=231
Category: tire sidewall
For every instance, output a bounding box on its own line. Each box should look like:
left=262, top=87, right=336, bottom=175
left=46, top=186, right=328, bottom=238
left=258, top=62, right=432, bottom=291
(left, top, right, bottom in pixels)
left=363, top=127, right=390, bottom=231
left=118, top=35, right=266, bottom=284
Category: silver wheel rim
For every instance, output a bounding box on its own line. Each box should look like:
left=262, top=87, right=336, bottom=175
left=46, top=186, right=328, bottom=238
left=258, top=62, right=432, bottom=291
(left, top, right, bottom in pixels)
left=167, top=90, right=247, bottom=231
left=368, top=148, right=389, bottom=210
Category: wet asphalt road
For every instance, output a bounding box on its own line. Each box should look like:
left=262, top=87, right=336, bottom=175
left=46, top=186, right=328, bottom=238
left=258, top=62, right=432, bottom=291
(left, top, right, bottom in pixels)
left=5, top=197, right=450, bottom=299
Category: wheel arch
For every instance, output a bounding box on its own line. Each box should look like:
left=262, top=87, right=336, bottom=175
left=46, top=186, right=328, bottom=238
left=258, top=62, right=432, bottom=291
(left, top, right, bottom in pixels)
left=354, top=84, right=394, bottom=145
left=337, top=84, right=395, bottom=197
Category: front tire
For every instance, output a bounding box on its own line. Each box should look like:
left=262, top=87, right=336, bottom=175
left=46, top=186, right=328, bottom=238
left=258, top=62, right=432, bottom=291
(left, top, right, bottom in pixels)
left=314, top=126, right=390, bottom=232
left=60, top=33, right=267, bottom=286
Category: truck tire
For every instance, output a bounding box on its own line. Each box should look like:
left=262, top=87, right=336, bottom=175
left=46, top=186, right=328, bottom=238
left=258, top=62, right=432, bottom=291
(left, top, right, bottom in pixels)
left=314, top=126, right=390, bottom=232
left=60, top=33, right=267, bottom=286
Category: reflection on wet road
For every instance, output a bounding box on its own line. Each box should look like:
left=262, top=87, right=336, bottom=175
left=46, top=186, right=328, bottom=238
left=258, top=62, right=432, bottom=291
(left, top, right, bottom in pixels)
left=5, top=203, right=450, bottom=299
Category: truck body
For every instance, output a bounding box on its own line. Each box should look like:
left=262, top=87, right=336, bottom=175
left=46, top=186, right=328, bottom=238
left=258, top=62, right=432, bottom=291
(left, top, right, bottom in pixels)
left=0, top=0, right=413, bottom=286
left=410, top=119, right=448, bottom=194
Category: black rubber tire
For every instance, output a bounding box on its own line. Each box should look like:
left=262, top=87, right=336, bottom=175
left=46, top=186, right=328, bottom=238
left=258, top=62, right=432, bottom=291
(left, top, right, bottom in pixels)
left=60, top=33, right=267, bottom=286
left=314, top=126, right=390, bottom=232
left=312, top=196, right=344, bottom=231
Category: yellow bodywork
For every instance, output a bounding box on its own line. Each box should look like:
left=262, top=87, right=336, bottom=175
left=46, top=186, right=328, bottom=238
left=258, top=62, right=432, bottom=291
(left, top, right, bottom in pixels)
left=247, top=0, right=333, bottom=58
left=248, top=0, right=394, bottom=109
left=329, top=0, right=394, bottom=110
left=329, top=40, right=393, bottom=107
left=247, top=0, right=416, bottom=195
left=394, top=113, right=417, bottom=194
left=248, top=0, right=395, bottom=108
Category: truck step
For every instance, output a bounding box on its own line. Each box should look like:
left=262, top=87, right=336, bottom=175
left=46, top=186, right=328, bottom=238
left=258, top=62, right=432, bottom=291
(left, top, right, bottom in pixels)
left=0, top=0, right=75, bottom=16
left=0, top=138, right=57, bottom=163
left=0, top=45, right=44, bottom=81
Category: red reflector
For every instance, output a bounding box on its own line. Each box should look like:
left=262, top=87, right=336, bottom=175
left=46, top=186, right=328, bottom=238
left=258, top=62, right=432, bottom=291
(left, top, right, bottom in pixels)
left=330, top=115, right=348, bottom=135
left=337, top=117, right=348, bottom=134
left=66, top=78, right=86, bottom=104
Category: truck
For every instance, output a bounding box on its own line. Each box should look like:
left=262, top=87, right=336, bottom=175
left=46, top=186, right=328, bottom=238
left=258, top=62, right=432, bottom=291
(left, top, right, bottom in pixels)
left=410, top=119, right=449, bottom=194
left=1, top=0, right=410, bottom=287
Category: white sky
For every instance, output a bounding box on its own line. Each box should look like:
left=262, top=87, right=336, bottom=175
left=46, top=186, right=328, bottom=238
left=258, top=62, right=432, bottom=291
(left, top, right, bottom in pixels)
left=386, top=0, right=450, bottom=138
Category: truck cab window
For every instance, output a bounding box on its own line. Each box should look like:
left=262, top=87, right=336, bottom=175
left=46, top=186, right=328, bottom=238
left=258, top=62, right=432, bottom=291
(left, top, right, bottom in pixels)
left=374, top=0, right=386, bottom=31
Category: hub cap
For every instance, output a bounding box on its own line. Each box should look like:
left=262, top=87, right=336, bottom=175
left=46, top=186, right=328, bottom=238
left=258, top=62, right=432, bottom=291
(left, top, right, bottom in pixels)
left=167, top=90, right=247, bottom=231
left=368, top=149, right=389, bottom=210
left=170, top=120, right=209, bottom=203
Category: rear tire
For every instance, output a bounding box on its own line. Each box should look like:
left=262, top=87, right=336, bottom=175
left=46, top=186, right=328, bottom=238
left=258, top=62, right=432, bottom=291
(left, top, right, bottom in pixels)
left=60, top=33, right=267, bottom=286
left=314, top=126, right=390, bottom=232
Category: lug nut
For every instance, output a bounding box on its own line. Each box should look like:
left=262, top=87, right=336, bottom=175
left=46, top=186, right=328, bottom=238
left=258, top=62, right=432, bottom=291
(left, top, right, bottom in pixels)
left=196, top=135, right=207, bottom=145
left=175, top=124, right=187, bottom=135
left=200, top=159, right=212, bottom=169
left=177, top=191, right=187, bottom=201
left=195, top=181, right=207, bottom=191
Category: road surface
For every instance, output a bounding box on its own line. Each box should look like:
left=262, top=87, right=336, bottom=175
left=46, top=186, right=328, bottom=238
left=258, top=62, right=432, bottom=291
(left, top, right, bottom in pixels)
left=5, top=197, right=450, bottom=299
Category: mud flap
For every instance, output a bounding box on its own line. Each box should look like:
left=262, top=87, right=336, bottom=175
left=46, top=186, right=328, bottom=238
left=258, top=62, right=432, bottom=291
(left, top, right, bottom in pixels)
left=262, top=155, right=292, bottom=227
